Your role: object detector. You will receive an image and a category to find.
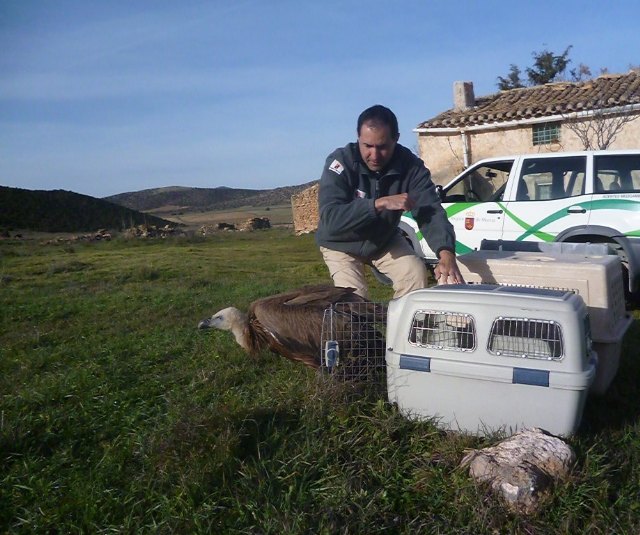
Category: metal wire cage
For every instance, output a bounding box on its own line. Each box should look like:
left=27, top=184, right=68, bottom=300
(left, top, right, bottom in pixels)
left=320, top=301, right=388, bottom=387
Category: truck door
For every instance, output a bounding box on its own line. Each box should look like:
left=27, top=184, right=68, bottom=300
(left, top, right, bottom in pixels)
left=442, top=160, right=513, bottom=254
left=501, top=155, right=589, bottom=243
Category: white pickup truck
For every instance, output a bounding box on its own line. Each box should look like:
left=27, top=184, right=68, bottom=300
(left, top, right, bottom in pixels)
left=399, top=150, right=640, bottom=299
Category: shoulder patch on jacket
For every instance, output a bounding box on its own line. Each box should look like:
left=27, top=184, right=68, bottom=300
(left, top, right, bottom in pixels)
left=328, top=159, right=344, bottom=175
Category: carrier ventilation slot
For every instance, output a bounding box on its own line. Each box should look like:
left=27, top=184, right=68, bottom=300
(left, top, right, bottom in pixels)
left=476, top=280, right=576, bottom=294
left=488, top=317, right=564, bottom=360
left=409, top=310, right=476, bottom=352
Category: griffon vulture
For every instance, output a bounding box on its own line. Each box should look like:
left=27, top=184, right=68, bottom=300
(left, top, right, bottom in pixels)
left=198, top=284, right=385, bottom=369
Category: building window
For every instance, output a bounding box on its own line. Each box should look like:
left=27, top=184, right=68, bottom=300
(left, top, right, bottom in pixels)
left=532, top=122, right=561, bottom=145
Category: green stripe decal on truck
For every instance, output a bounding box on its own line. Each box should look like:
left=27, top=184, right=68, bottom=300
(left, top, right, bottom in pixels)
left=455, top=241, right=474, bottom=254
left=498, top=202, right=554, bottom=242
left=405, top=196, right=640, bottom=257
left=445, top=202, right=481, bottom=218
left=517, top=199, right=640, bottom=241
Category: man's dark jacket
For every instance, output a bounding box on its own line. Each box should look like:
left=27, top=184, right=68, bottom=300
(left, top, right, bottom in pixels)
left=315, top=142, right=455, bottom=259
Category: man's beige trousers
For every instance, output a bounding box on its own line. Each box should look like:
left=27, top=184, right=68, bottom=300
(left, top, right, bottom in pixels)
left=320, top=233, right=429, bottom=299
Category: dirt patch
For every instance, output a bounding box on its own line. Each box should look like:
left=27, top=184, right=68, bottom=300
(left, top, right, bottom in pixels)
left=147, top=204, right=293, bottom=230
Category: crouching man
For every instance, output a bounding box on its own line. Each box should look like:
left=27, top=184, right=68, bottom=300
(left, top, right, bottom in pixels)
left=315, top=104, right=463, bottom=298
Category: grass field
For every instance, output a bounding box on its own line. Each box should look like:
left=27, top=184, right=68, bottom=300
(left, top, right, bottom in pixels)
left=1, top=229, right=640, bottom=533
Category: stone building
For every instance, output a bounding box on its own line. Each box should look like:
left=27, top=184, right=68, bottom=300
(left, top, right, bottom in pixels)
left=416, top=70, right=640, bottom=185
left=291, top=182, right=319, bottom=235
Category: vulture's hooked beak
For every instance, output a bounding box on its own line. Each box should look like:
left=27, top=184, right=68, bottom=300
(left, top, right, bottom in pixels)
left=198, top=318, right=213, bottom=329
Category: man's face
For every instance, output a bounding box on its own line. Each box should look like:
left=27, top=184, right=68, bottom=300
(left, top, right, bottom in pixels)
left=358, top=120, right=398, bottom=172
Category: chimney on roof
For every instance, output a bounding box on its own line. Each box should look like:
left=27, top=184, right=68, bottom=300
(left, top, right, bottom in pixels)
left=453, top=81, right=475, bottom=111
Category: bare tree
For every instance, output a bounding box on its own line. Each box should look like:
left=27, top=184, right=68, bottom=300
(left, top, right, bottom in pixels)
left=569, top=63, right=592, bottom=82
left=564, top=102, right=639, bottom=150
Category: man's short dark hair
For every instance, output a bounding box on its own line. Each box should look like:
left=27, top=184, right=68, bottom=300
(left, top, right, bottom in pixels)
left=357, top=105, right=399, bottom=138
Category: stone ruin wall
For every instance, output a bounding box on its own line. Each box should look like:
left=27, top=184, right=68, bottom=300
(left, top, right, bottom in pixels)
left=291, top=182, right=319, bottom=235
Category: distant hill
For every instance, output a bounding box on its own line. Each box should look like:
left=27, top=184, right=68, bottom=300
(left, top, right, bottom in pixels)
left=104, top=181, right=319, bottom=212
left=0, top=186, right=174, bottom=233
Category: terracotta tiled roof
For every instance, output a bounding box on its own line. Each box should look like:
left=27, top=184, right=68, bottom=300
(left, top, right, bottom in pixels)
left=417, top=71, right=640, bottom=129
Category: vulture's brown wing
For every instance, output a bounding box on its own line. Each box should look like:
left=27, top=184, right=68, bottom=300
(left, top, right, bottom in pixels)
left=247, top=296, right=325, bottom=368
left=281, top=285, right=361, bottom=307
left=247, top=315, right=320, bottom=368
left=246, top=285, right=369, bottom=368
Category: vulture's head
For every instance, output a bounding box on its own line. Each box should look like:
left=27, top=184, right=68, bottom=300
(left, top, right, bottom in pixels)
left=198, top=307, right=247, bottom=331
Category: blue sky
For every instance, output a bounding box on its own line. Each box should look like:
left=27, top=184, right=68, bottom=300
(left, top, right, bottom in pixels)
left=1, top=0, right=639, bottom=198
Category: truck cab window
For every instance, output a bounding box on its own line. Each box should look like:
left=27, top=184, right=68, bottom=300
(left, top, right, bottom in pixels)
left=519, top=156, right=586, bottom=201
left=445, top=163, right=512, bottom=202
left=595, top=154, right=640, bottom=193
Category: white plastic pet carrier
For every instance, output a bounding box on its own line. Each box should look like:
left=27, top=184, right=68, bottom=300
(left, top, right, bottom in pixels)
left=386, top=284, right=596, bottom=437
left=456, top=249, right=632, bottom=395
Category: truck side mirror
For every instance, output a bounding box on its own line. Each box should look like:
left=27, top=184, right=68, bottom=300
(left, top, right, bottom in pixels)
left=435, top=184, right=445, bottom=201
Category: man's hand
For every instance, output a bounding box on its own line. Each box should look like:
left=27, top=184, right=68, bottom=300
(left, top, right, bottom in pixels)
left=434, top=250, right=465, bottom=285
left=374, top=193, right=415, bottom=213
